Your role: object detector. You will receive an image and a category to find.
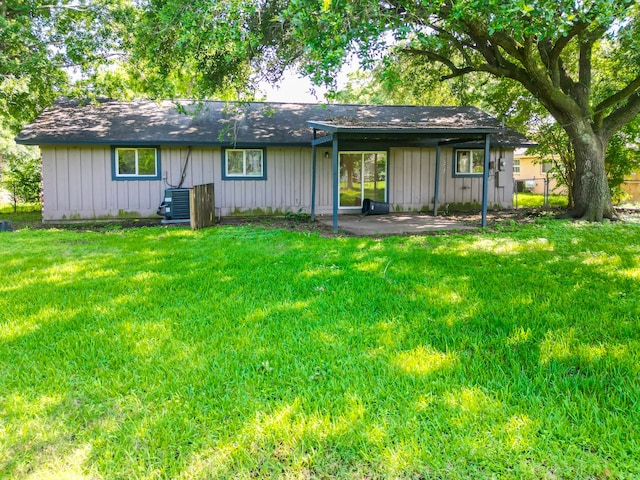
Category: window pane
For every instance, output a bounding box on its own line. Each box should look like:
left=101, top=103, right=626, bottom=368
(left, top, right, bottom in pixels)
left=363, top=153, right=386, bottom=202
left=138, top=149, right=157, bottom=175
left=339, top=153, right=362, bottom=207
left=456, top=150, right=470, bottom=174
left=471, top=150, right=484, bottom=173
left=117, top=149, right=136, bottom=175
left=227, top=151, right=244, bottom=175
left=246, top=150, right=263, bottom=176
left=513, top=159, right=521, bottom=173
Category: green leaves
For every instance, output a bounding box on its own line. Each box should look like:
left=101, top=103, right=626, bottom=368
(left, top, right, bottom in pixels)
left=0, top=0, right=136, bottom=138
left=0, top=146, right=41, bottom=204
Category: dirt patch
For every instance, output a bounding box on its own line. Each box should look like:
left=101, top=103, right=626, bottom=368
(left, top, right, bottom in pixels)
left=219, top=216, right=336, bottom=236
left=3, top=207, right=639, bottom=235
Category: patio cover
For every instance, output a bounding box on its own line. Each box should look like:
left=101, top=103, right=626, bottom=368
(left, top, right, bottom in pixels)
left=307, top=119, right=504, bottom=233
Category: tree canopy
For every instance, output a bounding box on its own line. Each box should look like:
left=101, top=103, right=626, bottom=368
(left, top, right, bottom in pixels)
left=0, top=0, right=133, bottom=131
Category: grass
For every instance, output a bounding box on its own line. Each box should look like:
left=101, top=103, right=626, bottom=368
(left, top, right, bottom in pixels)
left=514, top=192, right=569, bottom=208
left=1, top=219, right=639, bottom=478
left=0, top=203, right=42, bottom=225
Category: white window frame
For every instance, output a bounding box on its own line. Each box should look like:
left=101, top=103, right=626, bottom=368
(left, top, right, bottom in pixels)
left=541, top=161, right=554, bottom=174
left=223, top=148, right=266, bottom=179
left=454, top=149, right=485, bottom=176
left=513, top=158, right=521, bottom=174
left=113, top=147, right=160, bottom=180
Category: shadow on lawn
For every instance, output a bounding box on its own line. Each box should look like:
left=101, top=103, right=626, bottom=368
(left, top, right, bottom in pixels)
left=1, top=225, right=639, bottom=478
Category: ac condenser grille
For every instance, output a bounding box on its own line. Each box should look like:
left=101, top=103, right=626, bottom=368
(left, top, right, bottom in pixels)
left=165, top=188, right=190, bottom=220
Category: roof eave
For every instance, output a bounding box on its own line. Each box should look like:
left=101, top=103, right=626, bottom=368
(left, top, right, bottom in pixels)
left=14, top=137, right=315, bottom=148
left=308, top=120, right=500, bottom=136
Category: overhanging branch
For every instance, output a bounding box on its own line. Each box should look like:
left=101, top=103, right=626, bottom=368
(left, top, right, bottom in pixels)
left=594, top=74, right=640, bottom=123
left=401, top=48, right=473, bottom=78
left=440, top=66, right=476, bottom=80
left=601, top=91, right=640, bottom=142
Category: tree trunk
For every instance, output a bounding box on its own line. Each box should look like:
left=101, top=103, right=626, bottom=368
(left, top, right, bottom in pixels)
left=567, top=123, right=615, bottom=221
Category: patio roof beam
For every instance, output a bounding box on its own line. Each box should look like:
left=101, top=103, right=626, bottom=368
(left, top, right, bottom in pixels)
left=436, top=136, right=486, bottom=147
left=311, top=135, right=334, bottom=146
left=311, top=129, right=318, bottom=222
left=308, top=121, right=499, bottom=137
left=481, top=134, right=491, bottom=228
left=328, top=133, right=494, bottom=144
left=332, top=134, right=340, bottom=233
left=433, top=143, right=441, bottom=216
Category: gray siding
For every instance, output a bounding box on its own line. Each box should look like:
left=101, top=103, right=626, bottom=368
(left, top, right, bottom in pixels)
left=40, top=145, right=513, bottom=221
left=389, top=147, right=512, bottom=211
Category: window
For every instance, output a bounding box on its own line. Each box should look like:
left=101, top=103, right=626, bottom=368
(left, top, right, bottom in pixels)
left=455, top=149, right=485, bottom=175
left=112, top=147, right=160, bottom=180
left=513, top=158, right=521, bottom=174
left=541, top=161, right=554, bottom=174
left=223, top=148, right=266, bottom=180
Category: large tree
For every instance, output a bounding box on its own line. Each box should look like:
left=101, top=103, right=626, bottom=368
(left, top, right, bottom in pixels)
left=288, top=0, right=640, bottom=220
left=133, top=0, right=640, bottom=221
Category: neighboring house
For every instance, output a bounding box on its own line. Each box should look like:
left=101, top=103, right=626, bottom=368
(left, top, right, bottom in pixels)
left=620, top=172, right=640, bottom=203
left=16, top=99, right=533, bottom=228
left=513, top=150, right=567, bottom=195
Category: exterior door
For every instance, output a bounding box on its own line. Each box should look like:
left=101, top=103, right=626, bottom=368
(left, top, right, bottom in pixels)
left=339, top=152, right=387, bottom=208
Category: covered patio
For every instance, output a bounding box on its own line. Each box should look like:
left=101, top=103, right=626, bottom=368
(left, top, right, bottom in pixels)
left=316, top=213, right=476, bottom=236
left=308, top=117, right=503, bottom=234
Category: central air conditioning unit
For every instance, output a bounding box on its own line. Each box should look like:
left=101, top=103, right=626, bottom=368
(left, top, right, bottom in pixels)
left=158, top=188, right=190, bottom=223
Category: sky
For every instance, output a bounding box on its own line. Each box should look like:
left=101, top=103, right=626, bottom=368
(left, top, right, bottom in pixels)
left=258, top=74, right=330, bottom=103
left=257, top=64, right=357, bottom=103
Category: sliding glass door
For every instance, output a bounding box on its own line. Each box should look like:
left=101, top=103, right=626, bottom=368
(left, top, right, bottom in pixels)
left=339, top=152, right=387, bottom=208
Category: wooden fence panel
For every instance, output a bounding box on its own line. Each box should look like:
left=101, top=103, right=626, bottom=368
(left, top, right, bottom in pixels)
left=190, top=183, right=215, bottom=229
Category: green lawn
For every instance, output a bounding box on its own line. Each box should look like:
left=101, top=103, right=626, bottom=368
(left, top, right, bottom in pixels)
left=514, top=192, right=569, bottom=208
left=1, top=220, right=639, bottom=479
left=0, top=203, right=42, bottom=225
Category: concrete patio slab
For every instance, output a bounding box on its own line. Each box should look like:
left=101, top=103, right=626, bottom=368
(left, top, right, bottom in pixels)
left=316, top=213, right=477, bottom=236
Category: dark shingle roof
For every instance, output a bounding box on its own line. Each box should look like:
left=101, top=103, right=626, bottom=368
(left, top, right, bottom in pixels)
left=15, top=99, right=534, bottom=147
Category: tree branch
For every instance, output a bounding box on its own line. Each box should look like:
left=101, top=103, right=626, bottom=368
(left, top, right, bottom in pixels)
left=440, top=66, right=476, bottom=80
left=36, top=5, right=89, bottom=12
left=594, top=74, right=640, bottom=124
left=601, top=91, right=640, bottom=143
left=421, top=22, right=474, bottom=66
left=401, top=48, right=474, bottom=77
left=574, top=35, right=593, bottom=115
left=550, top=21, right=590, bottom=61
left=537, top=39, right=560, bottom=86
left=556, top=58, right=575, bottom=96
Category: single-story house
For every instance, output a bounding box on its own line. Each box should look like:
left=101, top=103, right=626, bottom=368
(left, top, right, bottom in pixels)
left=16, top=99, right=533, bottom=230
left=513, top=150, right=567, bottom=195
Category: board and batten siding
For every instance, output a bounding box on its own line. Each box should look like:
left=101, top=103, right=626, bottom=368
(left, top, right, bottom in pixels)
left=40, top=145, right=317, bottom=220
left=41, top=146, right=218, bottom=221
left=389, top=147, right=513, bottom=211
left=215, top=147, right=313, bottom=215
left=40, top=145, right=513, bottom=221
